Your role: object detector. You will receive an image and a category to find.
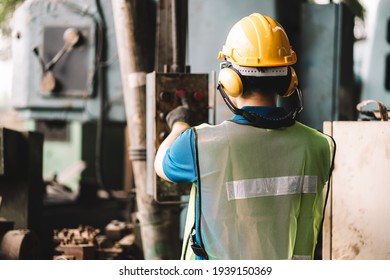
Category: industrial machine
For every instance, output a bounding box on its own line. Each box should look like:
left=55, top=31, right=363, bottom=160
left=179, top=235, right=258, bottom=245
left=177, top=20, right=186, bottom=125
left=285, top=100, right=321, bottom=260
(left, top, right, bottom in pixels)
left=0, top=219, right=40, bottom=260
left=6, top=0, right=134, bottom=259
left=10, top=0, right=129, bottom=197
left=0, top=127, right=43, bottom=260
left=11, top=0, right=124, bottom=122
left=146, top=72, right=209, bottom=203
left=52, top=221, right=142, bottom=260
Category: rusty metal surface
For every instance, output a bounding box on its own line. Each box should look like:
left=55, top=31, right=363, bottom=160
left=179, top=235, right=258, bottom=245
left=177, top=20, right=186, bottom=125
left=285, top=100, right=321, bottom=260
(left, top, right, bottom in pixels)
left=53, top=222, right=140, bottom=260
left=323, top=121, right=390, bottom=259
left=53, top=226, right=100, bottom=246
left=62, top=244, right=95, bottom=260
left=53, top=226, right=100, bottom=260
left=105, top=220, right=132, bottom=241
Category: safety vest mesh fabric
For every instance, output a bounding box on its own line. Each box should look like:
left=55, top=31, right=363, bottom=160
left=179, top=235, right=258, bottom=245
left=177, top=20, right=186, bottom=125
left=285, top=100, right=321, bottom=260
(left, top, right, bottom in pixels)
left=185, top=120, right=334, bottom=260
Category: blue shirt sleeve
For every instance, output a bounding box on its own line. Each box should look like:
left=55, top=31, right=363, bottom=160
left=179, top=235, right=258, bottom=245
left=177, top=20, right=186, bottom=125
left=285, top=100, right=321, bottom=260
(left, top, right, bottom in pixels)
left=162, top=128, right=197, bottom=183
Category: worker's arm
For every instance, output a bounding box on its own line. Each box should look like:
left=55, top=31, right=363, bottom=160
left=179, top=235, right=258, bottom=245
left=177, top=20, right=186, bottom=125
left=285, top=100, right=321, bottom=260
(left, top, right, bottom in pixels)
left=154, top=121, right=191, bottom=182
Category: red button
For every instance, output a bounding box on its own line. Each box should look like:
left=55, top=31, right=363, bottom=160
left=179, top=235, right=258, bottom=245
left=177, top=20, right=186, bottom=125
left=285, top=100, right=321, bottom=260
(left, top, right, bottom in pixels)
left=193, top=91, right=205, bottom=101
left=177, top=89, right=186, bottom=97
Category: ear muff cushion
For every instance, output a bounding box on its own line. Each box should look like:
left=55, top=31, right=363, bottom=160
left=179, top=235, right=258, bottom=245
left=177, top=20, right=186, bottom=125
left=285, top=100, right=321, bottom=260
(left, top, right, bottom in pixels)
left=218, top=67, right=243, bottom=98
left=283, top=67, right=298, bottom=97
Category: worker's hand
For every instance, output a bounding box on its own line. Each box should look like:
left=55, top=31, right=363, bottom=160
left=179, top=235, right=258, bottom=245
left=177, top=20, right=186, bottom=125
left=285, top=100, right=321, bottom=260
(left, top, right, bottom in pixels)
left=166, top=105, right=191, bottom=130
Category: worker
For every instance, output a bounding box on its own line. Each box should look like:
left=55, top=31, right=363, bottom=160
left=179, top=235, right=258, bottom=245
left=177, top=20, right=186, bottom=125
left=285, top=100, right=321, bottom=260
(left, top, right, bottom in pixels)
left=154, top=13, right=335, bottom=260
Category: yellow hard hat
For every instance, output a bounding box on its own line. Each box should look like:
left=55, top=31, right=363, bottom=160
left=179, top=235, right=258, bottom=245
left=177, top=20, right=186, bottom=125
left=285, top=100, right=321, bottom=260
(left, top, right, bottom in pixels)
left=217, top=13, right=297, bottom=67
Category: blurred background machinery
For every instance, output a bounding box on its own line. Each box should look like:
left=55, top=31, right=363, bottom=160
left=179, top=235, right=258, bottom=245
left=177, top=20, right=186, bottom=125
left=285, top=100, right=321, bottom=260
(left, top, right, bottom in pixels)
left=11, top=0, right=124, bottom=122
left=4, top=0, right=138, bottom=260
left=52, top=221, right=142, bottom=260
left=0, top=219, right=40, bottom=260
left=0, top=127, right=43, bottom=259
left=10, top=0, right=130, bottom=196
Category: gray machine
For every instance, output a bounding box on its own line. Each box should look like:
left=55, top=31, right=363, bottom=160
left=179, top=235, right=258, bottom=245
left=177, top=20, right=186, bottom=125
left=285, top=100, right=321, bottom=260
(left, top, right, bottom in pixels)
left=11, top=0, right=125, bottom=122
left=7, top=0, right=131, bottom=259
left=11, top=0, right=128, bottom=192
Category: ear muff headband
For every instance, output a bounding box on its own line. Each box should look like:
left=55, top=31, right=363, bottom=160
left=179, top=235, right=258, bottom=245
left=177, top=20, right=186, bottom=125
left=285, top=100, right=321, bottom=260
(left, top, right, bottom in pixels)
left=218, top=64, right=298, bottom=98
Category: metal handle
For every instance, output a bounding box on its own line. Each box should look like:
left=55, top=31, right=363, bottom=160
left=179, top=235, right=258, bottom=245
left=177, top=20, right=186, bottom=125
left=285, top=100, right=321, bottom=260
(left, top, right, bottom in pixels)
left=356, top=99, right=389, bottom=121
left=45, top=28, right=80, bottom=70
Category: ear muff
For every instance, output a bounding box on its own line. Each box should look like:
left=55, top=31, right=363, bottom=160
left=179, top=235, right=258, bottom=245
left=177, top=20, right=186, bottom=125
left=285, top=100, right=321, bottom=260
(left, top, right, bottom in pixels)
left=283, top=67, right=298, bottom=97
left=218, top=66, right=244, bottom=98
left=219, top=65, right=298, bottom=98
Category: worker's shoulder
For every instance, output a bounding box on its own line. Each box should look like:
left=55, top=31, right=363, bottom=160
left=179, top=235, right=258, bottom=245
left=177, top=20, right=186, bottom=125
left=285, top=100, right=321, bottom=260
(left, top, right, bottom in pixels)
left=194, top=123, right=213, bottom=130
left=193, top=122, right=226, bottom=132
left=293, top=121, right=333, bottom=142
left=192, top=122, right=231, bottom=143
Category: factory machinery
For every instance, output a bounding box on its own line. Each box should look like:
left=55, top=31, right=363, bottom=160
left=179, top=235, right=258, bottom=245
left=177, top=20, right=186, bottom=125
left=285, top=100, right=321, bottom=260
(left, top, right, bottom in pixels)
left=1, top=0, right=208, bottom=260
left=1, top=0, right=390, bottom=260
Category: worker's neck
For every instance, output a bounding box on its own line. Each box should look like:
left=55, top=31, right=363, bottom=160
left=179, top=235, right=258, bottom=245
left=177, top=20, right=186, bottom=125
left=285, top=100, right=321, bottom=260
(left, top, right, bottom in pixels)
left=235, top=92, right=277, bottom=108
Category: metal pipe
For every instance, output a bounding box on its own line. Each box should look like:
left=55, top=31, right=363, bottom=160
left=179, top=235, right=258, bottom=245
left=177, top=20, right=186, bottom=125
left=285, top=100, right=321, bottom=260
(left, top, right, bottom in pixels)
left=171, top=0, right=179, bottom=72
left=111, top=0, right=180, bottom=260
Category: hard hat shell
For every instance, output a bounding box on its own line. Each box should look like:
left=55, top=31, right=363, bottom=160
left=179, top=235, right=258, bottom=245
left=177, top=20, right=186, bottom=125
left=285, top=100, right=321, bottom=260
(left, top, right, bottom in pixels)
left=218, top=13, right=297, bottom=67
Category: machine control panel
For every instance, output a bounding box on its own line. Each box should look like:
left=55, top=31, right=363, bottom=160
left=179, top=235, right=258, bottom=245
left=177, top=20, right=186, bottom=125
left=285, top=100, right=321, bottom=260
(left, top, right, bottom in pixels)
left=146, top=72, right=209, bottom=203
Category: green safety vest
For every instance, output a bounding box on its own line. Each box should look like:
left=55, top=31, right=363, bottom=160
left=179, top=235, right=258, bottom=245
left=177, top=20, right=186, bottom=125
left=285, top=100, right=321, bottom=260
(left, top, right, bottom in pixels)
left=181, top=120, right=335, bottom=260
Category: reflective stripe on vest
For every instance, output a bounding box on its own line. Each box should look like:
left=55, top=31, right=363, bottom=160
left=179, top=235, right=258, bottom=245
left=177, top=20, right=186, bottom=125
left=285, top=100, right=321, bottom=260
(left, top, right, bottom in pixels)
left=226, top=175, right=317, bottom=200
left=190, top=120, right=334, bottom=260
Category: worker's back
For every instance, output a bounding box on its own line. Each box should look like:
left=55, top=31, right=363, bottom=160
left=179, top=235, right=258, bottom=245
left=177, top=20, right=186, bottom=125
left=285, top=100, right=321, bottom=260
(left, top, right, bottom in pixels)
left=191, top=121, right=334, bottom=259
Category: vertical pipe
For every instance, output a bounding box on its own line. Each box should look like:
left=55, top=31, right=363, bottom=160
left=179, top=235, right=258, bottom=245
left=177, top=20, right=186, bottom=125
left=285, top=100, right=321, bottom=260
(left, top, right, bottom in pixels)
left=171, top=0, right=179, bottom=72
left=111, top=0, right=180, bottom=260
